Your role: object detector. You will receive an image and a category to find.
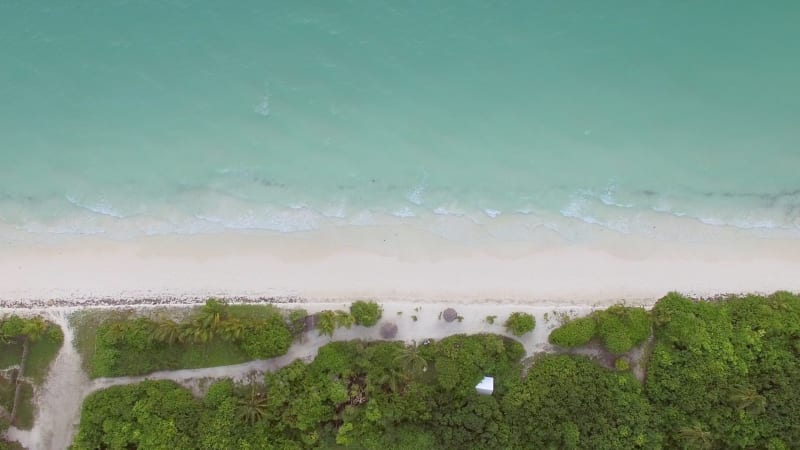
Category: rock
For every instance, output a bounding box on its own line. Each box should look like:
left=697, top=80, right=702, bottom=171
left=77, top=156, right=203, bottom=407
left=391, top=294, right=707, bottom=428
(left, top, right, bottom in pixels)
left=380, top=322, right=398, bottom=339
left=443, top=308, right=458, bottom=322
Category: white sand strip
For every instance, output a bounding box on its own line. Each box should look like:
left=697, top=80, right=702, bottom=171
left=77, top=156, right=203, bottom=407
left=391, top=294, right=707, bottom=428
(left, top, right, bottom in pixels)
left=2, top=227, right=799, bottom=304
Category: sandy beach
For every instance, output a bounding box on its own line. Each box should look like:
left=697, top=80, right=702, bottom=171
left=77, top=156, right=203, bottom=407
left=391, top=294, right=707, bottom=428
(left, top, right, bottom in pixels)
left=2, top=225, right=800, bottom=306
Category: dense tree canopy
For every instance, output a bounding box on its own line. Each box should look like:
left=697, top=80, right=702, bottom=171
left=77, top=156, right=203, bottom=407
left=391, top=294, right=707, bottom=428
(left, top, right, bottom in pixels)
left=646, top=292, right=800, bottom=449
left=503, top=354, right=660, bottom=449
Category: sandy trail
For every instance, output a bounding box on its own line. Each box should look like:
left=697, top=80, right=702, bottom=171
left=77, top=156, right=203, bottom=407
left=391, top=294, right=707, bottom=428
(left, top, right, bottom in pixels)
left=6, top=310, right=89, bottom=450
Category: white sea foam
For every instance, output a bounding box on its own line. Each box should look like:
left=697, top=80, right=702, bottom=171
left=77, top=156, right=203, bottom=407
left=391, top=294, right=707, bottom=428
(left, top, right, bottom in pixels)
left=483, top=209, right=501, bottom=218
left=392, top=207, right=415, bottom=218
left=65, top=195, right=125, bottom=218
left=407, top=184, right=425, bottom=205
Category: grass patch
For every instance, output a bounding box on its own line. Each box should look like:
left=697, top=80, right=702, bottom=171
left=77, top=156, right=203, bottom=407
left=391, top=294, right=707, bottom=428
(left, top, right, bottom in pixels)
left=26, top=335, right=63, bottom=385
left=73, top=303, right=295, bottom=378
left=95, top=338, right=254, bottom=378
left=71, top=309, right=137, bottom=376
left=0, top=376, right=34, bottom=430
left=0, top=342, right=22, bottom=369
left=0, top=374, right=13, bottom=407
left=227, top=304, right=283, bottom=321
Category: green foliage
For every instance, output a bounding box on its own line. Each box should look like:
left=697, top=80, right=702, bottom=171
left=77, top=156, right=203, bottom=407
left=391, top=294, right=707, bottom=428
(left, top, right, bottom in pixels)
left=548, top=306, right=650, bottom=354
left=503, top=354, right=659, bottom=449
left=504, top=312, right=536, bottom=336
left=317, top=310, right=337, bottom=337
left=71, top=293, right=800, bottom=449
left=595, top=305, right=651, bottom=354
left=646, top=292, right=800, bottom=448
left=350, top=300, right=383, bottom=327
left=486, top=315, right=497, bottom=325
left=549, top=316, right=597, bottom=348
left=614, top=357, right=630, bottom=371
left=237, top=314, right=292, bottom=359
left=72, top=381, right=203, bottom=450
left=286, top=308, right=308, bottom=336
left=0, top=377, right=34, bottom=430
left=86, top=300, right=293, bottom=377
left=0, top=315, right=63, bottom=385
left=316, top=310, right=355, bottom=337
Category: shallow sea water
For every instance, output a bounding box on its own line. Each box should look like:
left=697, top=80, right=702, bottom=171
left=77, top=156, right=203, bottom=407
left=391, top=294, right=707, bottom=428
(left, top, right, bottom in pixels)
left=1, top=1, right=799, bottom=243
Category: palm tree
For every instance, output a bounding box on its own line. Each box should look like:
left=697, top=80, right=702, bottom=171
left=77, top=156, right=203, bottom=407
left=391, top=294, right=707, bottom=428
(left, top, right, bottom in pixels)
left=153, top=320, right=183, bottom=345
left=374, top=366, right=405, bottom=393
left=334, top=311, right=355, bottom=330
left=237, top=385, right=268, bottom=425
left=677, top=425, right=712, bottom=449
left=180, top=321, right=214, bottom=345
left=394, top=341, right=428, bottom=376
left=219, top=318, right=246, bottom=343
left=729, top=386, right=767, bottom=415
left=317, top=311, right=337, bottom=337
left=197, top=298, right=229, bottom=331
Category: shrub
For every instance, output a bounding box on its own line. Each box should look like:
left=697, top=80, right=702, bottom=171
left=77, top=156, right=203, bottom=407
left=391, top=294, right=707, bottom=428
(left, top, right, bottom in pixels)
left=287, top=308, right=308, bottom=336
left=237, top=315, right=292, bottom=359
left=595, top=306, right=651, bottom=354
left=504, top=312, right=536, bottom=337
left=350, top=301, right=383, bottom=327
left=548, top=316, right=597, bottom=348
left=614, top=357, right=630, bottom=371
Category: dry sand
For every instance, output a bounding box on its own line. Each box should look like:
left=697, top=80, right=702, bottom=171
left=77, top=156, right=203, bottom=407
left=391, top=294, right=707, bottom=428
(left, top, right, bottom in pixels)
left=2, top=226, right=800, bottom=305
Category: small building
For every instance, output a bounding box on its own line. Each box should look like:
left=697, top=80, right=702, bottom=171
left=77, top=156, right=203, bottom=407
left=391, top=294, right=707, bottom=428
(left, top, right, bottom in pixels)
left=475, top=376, right=494, bottom=395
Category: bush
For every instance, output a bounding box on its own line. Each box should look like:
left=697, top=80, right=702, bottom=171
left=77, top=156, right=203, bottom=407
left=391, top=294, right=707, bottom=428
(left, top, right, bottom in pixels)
left=548, top=316, right=597, bottom=348
left=237, top=315, right=293, bottom=359
left=595, top=306, right=651, bottom=354
left=614, top=357, right=630, bottom=371
left=504, top=312, right=536, bottom=337
left=350, top=301, right=383, bottom=327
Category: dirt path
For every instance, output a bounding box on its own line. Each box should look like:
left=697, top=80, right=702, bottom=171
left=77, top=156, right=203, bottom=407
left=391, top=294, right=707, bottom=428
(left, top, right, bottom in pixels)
left=6, top=311, right=88, bottom=450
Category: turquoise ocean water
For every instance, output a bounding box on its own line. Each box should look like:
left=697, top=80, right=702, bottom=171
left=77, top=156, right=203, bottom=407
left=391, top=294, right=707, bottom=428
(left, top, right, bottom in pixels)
left=1, top=1, right=799, bottom=243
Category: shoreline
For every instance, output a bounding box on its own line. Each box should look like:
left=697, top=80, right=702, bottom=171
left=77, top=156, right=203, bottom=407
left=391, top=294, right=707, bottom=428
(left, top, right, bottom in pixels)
left=2, top=226, right=800, bottom=306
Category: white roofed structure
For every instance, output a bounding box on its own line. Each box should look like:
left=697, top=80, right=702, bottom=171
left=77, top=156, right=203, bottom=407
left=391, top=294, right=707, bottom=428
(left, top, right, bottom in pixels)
left=475, top=376, right=494, bottom=395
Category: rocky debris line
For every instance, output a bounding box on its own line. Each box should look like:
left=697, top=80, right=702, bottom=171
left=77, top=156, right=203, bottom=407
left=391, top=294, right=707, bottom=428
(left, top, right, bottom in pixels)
left=0, top=296, right=303, bottom=310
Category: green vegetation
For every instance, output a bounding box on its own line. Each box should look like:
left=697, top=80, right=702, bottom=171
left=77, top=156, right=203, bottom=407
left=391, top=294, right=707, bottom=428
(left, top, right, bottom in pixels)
left=0, top=314, right=63, bottom=438
left=350, top=301, right=383, bottom=327
left=485, top=315, right=497, bottom=325
left=71, top=292, right=800, bottom=449
left=504, top=312, right=535, bottom=336
left=317, top=310, right=356, bottom=337
left=504, top=354, right=659, bottom=448
left=646, top=291, right=800, bottom=448
left=548, top=316, right=597, bottom=348
left=0, top=379, right=33, bottom=430
left=595, top=305, right=651, bottom=354
left=548, top=305, right=650, bottom=354
left=74, top=334, right=525, bottom=449
left=82, top=299, right=295, bottom=377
